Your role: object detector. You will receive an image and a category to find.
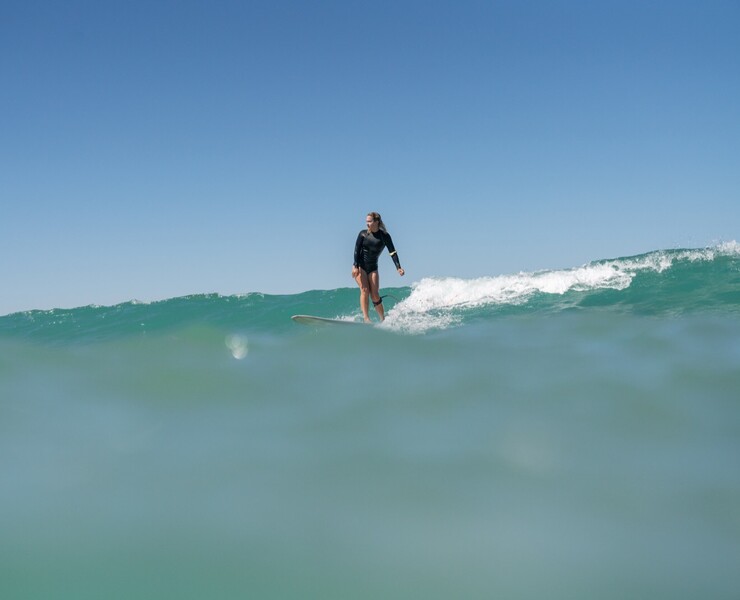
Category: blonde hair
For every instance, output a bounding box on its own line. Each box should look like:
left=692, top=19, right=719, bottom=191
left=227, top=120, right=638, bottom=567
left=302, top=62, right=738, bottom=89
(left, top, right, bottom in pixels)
left=367, top=212, right=387, bottom=232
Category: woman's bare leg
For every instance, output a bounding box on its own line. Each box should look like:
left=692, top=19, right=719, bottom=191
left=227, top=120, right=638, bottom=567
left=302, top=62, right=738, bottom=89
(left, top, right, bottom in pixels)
left=368, top=271, right=385, bottom=321
left=354, top=269, right=371, bottom=322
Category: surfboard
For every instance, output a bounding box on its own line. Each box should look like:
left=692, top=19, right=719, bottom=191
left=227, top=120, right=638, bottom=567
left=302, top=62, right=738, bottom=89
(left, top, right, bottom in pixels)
left=291, top=314, right=366, bottom=326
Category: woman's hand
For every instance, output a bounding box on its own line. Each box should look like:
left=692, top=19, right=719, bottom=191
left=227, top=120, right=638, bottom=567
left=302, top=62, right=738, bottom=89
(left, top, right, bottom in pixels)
left=352, top=266, right=360, bottom=278
left=398, top=268, right=405, bottom=276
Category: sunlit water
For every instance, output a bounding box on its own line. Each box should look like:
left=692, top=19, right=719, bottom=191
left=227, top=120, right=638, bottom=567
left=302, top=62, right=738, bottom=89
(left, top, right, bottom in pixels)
left=2, top=245, right=739, bottom=599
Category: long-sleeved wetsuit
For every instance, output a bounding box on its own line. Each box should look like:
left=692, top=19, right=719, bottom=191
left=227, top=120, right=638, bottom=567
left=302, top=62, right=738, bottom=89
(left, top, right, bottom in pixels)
left=353, top=229, right=401, bottom=274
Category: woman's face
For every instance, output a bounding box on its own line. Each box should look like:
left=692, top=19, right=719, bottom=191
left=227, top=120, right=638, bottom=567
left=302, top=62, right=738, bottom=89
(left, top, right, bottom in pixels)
left=366, top=215, right=379, bottom=232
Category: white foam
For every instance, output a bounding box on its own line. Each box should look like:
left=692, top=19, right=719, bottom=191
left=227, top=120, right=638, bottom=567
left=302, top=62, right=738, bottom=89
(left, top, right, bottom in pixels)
left=390, top=265, right=632, bottom=317
left=716, top=240, right=740, bottom=256
left=379, top=308, right=460, bottom=335
left=383, top=242, right=738, bottom=334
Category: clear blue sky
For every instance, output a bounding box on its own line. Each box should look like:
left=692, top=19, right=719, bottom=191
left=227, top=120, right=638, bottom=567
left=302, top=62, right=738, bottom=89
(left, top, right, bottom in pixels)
left=2, top=0, right=738, bottom=314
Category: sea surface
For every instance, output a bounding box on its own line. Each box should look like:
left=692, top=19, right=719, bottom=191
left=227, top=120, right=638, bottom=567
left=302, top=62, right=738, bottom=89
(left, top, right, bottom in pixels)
left=2, top=244, right=739, bottom=599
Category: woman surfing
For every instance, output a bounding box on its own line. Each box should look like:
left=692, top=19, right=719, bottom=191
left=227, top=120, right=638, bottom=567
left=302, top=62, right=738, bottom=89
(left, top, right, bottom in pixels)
left=352, top=212, right=405, bottom=322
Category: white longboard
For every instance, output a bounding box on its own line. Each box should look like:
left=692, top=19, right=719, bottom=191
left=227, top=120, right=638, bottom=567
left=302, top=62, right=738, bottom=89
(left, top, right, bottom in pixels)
left=291, top=315, right=366, bottom=326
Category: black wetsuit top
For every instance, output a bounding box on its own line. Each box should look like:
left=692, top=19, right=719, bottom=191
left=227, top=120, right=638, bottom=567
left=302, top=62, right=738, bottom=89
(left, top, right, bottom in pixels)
left=353, top=229, right=401, bottom=274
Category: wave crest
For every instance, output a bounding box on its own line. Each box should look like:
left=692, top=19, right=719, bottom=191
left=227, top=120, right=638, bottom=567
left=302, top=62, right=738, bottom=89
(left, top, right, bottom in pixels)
left=385, top=243, right=739, bottom=333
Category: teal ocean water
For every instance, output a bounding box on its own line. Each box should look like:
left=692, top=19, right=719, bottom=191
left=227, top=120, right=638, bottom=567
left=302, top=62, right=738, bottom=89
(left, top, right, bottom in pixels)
left=2, top=244, right=739, bottom=599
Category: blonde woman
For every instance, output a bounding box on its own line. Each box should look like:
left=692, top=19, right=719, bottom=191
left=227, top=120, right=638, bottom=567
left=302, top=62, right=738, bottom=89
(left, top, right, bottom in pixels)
left=352, top=212, right=405, bottom=322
